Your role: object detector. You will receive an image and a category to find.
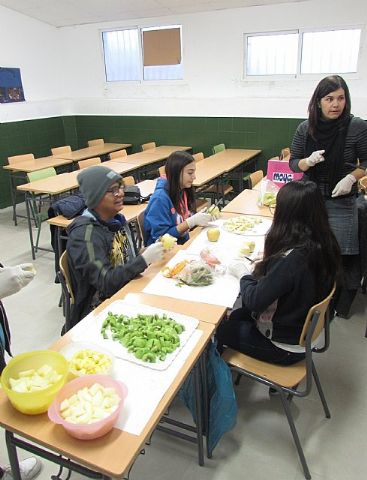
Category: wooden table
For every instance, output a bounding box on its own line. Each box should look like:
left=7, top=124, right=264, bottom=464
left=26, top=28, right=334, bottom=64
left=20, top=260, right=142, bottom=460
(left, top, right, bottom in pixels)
left=56, top=143, right=132, bottom=162
left=193, top=149, right=261, bottom=203
left=115, top=146, right=191, bottom=180
left=222, top=188, right=274, bottom=218
left=17, top=164, right=139, bottom=259
left=0, top=320, right=214, bottom=479
left=3, top=156, right=74, bottom=226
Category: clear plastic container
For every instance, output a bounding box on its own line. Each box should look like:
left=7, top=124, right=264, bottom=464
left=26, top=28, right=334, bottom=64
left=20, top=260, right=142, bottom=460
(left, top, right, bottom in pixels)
left=48, top=374, right=127, bottom=440
left=59, top=342, right=115, bottom=380
left=0, top=350, right=69, bottom=415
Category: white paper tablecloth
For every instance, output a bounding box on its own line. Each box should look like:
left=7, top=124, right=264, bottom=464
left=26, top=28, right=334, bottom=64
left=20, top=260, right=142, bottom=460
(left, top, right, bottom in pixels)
left=185, top=223, right=266, bottom=263
left=143, top=250, right=240, bottom=307
left=70, top=308, right=204, bottom=436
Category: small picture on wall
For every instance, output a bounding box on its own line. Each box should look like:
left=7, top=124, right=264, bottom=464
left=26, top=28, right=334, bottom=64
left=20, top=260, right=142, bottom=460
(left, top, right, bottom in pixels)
left=0, top=67, right=25, bottom=103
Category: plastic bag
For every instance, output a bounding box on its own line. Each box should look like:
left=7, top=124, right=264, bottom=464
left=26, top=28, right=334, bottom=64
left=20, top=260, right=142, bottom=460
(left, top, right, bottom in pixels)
left=178, top=340, right=237, bottom=456
left=258, top=179, right=279, bottom=207
left=177, top=260, right=214, bottom=287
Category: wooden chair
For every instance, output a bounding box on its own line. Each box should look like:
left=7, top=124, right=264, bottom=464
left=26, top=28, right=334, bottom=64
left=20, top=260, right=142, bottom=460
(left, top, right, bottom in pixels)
left=51, top=145, right=72, bottom=156
left=78, top=157, right=101, bottom=169
left=248, top=170, right=264, bottom=189
left=88, top=139, right=104, bottom=147
left=58, top=250, right=75, bottom=333
left=8, top=153, right=35, bottom=165
left=136, top=210, right=146, bottom=250
left=222, top=285, right=336, bottom=480
left=122, top=175, right=136, bottom=186
left=195, top=198, right=210, bottom=211
left=109, top=149, right=127, bottom=160
left=7, top=153, right=36, bottom=225
left=141, top=142, right=156, bottom=151
left=192, top=152, right=204, bottom=162
left=158, top=165, right=166, bottom=177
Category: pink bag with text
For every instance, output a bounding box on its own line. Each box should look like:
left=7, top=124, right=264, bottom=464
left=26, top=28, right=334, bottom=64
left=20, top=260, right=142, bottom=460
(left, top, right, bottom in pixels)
left=266, top=158, right=303, bottom=188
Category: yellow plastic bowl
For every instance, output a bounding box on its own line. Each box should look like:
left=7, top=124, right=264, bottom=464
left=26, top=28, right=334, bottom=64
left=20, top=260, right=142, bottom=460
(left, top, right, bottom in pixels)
left=0, top=350, right=69, bottom=415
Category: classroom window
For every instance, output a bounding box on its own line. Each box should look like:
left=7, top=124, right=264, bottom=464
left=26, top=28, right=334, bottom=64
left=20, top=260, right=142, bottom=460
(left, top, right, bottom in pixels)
left=244, top=27, right=361, bottom=77
left=102, top=25, right=183, bottom=82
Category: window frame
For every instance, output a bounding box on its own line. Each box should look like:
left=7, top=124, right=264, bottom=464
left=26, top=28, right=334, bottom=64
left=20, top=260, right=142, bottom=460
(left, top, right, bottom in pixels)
left=101, top=24, right=183, bottom=84
left=243, top=25, right=363, bottom=81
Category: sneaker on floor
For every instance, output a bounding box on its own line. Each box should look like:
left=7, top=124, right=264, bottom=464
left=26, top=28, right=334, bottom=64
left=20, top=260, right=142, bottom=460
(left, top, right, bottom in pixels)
left=5, top=457, right=42, bottom=480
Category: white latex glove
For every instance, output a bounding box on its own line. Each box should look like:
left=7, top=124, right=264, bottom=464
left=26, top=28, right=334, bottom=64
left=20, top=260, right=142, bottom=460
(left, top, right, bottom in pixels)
left=331, top=174, right=356, bottom=198
left=228, top=261, right=251, bottom=280
left=142, top=242, right=165, bottom=266
left=305, top=150, right=325, bottom=167
left=0, top=264, right=35, bottom=299
left=186, top=212, right=212, bottom=229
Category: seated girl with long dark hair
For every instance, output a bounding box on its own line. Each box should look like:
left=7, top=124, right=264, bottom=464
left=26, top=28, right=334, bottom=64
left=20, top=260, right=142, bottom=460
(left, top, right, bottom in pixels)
left=144, top=151, right=212, bottom=246
left=217, top=180, right=341, bottom=365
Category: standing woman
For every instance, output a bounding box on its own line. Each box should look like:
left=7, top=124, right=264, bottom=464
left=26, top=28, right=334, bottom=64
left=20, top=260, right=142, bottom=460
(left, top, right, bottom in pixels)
left=290, top=75, right=367, bottom=316
left=144, top=151, right=212, bottom=246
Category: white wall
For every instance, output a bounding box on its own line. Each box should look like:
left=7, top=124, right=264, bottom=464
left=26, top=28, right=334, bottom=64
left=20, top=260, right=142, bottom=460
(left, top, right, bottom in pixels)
left=1, top=0, right=367, bottom=121
left=0, top=5, right=67, bottom=122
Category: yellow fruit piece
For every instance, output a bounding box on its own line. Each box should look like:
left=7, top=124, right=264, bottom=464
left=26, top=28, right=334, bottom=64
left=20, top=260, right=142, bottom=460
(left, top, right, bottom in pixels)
left=162, top=260, right=189, bottom=278
left=207, top=228, right=220, bottom=242
left=207, top=205, right=221, bottom=219
left=69, top=349, right=112, bottom=375
left=240, top=241, right=255, bottom=256
left=160, top=233, right=177, bottom=250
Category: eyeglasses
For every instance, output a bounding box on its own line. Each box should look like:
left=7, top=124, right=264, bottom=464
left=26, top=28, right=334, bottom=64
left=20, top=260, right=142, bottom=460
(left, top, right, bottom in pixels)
left=106, top=185, right=124, bottom=196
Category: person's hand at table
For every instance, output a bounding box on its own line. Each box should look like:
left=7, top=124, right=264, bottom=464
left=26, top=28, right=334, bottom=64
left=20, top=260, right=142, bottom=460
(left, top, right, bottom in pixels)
left=228, top=261, right=251, bottom=280
left=186, top=212, right=212, bottom=229
left=305, top=150, right=325, bottom=167
left=0, top=263, right=35, bottom=299
left=142, top=242, right=165, bottom=266
left=331, top=174, right=356, bottom=197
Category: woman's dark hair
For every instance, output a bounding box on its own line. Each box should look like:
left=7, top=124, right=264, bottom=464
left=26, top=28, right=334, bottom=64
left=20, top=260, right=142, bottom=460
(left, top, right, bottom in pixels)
left=253, top=180, right=341, bottom=292
left=308, top=75, right=351, bottom=138
left=165, top=151, right=196, bottom=216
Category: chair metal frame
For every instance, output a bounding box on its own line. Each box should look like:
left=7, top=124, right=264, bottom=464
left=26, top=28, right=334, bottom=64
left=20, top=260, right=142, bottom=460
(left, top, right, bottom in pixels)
left=222, top=285, right=336, bottom=480
left=58, top=250, right=75, bottom=334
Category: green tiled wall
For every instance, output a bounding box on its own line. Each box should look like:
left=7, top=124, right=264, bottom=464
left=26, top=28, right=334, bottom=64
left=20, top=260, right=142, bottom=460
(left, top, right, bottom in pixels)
left=0, top=115, right=303, bottom=208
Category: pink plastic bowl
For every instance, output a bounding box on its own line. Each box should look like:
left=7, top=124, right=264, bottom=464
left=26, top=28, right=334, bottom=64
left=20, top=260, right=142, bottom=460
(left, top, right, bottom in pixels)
left=48, top=374, right=127, bottom=440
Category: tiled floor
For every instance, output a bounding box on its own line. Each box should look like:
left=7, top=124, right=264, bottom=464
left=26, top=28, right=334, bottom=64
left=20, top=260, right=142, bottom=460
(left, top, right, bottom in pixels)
left=1, top=203, right=366, bottom=480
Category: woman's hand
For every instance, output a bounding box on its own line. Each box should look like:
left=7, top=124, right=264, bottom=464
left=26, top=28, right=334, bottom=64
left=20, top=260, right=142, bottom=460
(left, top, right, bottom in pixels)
left=305, top=150, right=325, bottom=167
left=331, top=174, right=356, bottom=197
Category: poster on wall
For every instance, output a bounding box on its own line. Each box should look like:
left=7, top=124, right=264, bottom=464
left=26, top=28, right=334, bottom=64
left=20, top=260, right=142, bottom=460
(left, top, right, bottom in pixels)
left=0, top=67, right=25, bottom=103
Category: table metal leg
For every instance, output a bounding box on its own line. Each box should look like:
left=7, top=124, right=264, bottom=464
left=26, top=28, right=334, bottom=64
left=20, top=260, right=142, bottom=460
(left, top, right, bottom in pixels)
left=5, top=430, right=113, bottom=479
left=25, top=193, right=36, bottom=260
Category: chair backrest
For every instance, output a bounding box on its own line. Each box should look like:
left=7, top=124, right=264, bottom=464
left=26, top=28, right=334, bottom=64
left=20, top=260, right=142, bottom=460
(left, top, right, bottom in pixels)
left=212, top=143, right=226, bottom=155
left=59, top=250, right=75, bottom=304
left=88, top=139, right=104, bottom=147
left=249, top=170, right=264, bottom=189
left=8, top=153, right=35, bottom=165
left=299, top=284, right=336, bottom=347
left=141, top=142, right=156, bottom=151
left=158, top=165, right=166, bottom=177
left=78, top=157, right=101, bottom=169
left=27, top=167, right=57, bottom=182
left=192, top=152, right=204, bottom=162
left=136, top=210, right=145, bottom=249
left=109, top=149, right=127, bottom=160
left=51, top=145, right=72, bottom=156
left=122, top=175, right=135, bottom=186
